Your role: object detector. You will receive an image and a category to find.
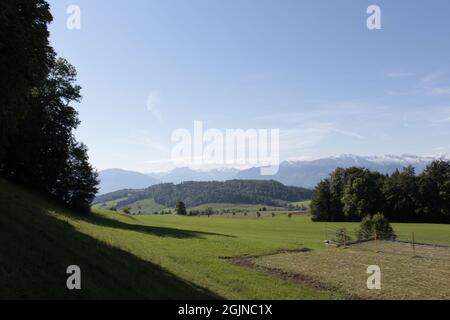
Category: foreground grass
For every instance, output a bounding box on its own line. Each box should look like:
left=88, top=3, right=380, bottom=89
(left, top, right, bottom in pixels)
left=254, top=241, right=450, bottom=299
left=1, top=178, right=449, bottom=299
left=0, top=179, right=336, bottom=299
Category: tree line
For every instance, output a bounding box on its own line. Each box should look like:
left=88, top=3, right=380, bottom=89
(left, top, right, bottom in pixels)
left=311, top=160, right=450, bottom=223
left=0, top=1, right=98, bottom=211
left=104, top=180, right=313, bottom=209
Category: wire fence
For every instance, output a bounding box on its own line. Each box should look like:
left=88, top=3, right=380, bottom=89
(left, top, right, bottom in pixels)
left=323, top=224, right=450, bottom=262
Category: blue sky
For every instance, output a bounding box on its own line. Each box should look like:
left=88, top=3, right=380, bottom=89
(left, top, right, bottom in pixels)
left=47, top=0, right=450, bottom=172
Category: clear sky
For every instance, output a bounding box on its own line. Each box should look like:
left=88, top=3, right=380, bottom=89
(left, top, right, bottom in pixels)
left=47, top=0, right=450, bottom=173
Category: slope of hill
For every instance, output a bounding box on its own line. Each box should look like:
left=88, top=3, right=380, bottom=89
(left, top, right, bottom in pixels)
left=98, top=169, right=159, bottom=195
left=0, top=178, right=216, bottom=299
left=95, top=180, right=313, bottom=210
left=0, top=178, right=335, bottom=300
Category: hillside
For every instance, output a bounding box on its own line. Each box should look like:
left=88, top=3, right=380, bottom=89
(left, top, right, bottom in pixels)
left=94, top=180, right=313, bottom=211
left=0, top=179, right=216, bottom=299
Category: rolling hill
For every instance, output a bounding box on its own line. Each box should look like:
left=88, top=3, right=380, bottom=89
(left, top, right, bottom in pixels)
left=0, top=178, right=215, bottom=299
left=94, top=180, right=313, bottom=213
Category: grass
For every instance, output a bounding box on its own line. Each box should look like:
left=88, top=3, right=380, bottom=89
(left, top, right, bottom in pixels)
left=188, top=203, right=284, bottom=212
left=124, top=198, right=167, bottom=214
left=290, top=200, right=311, bottom=208
left=254, top=241, right=450, bottom=300
left=1, top=177, right=450, bottom=299
left=92, top=197, right=128, bottom=210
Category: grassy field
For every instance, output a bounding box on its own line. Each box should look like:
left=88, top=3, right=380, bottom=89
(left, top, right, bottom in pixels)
left=124, top=198, right=167, bottom=215
left=188, top=203, right=284, bottom=212
left=254, top=241, right=450, bottom=299
left=290, top=200, right=312, bottom=208
left=92, top=197, right=128, bottom=210
left=1, top=178, right=449, bottom=299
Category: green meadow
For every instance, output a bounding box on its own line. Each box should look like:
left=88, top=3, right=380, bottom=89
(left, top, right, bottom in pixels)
left=1, top=178, right=449, bottom=299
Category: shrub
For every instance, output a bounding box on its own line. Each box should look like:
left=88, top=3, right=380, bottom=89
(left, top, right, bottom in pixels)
left=357, top=213, right=396, bottom=241
left=335, top=228, right=352, bottom=246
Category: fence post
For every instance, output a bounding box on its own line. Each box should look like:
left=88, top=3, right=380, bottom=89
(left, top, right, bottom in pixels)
left=412, top=232, right=416, bottom=257
left=343, top=229, right=347, bottom=248
left=374, top=229, right=378, bottom=253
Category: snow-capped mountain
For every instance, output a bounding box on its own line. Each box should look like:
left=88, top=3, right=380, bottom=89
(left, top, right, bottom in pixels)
left=235, top=154, right=450, bottom=188
left=98, top=154, right=449, bottom=194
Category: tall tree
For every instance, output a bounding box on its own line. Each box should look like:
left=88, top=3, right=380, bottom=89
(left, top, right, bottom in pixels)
left=64, top=142, right=99, bottom=211
left=341, top=169, right=385, bottom=221
left=0, top=0, right=54, bottom=163
left=311, top=179, right=333, bottom=221
left=382, top=166, right=419, bottom=222
left=328, top=168, right=346, bottom=220
left=417, top=161, right=450, bottom=223
left=175, top=201, right=187, bottom=215
left=2, top=58, right=98, bottom=211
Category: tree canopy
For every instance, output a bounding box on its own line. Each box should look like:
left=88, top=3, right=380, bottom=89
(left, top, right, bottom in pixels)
left=0, top=1, right=98, bottom=211
left=311, top=161, right=450, bottom=223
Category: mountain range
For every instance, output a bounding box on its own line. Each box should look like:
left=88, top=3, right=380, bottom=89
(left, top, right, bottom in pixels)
left=98, top=154, right=450, bottom=194
left=98, top=169, right=160, bottom=194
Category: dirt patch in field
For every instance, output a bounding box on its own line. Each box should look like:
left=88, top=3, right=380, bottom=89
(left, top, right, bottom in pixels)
left=228, top=241, right=450, bottom=300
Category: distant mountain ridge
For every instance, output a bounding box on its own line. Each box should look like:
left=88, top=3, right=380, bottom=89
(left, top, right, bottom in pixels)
left=236, top=154, right=450, bottom=188
left=97, top=154, right=450, bottom=194
left=95, top=180, right=312, bottom=209
left=98, top=169, right=159, bottom=194
left=148, top=167, right=238, bottom=184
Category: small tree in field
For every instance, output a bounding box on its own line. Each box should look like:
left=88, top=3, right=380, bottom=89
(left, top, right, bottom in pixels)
left=175, top=201, right=187, bottom=215
left=357, top=213, right=396, bottom=241
left=335, top=228, right=352, bottom=246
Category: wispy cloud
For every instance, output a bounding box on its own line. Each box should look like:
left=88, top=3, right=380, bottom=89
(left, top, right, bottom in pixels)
left=279, top=123, right=364, bottom=155
left=419, top=72, right=450, bottom=96
left=385, top=70, right=414, bottom=78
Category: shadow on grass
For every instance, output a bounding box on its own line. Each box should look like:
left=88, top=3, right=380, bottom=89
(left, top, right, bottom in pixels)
left=77, top=213, right=235, bottom=239
left=0, top=184, right=222, bottom=299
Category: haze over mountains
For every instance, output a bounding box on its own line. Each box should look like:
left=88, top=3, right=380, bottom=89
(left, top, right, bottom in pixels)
left=98, top=154, right=450, bottom=195
left=98, top=169, right=160, bottom=194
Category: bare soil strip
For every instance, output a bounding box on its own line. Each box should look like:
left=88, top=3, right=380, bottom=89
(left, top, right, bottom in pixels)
left=226, top=241, right=450, bottom=300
